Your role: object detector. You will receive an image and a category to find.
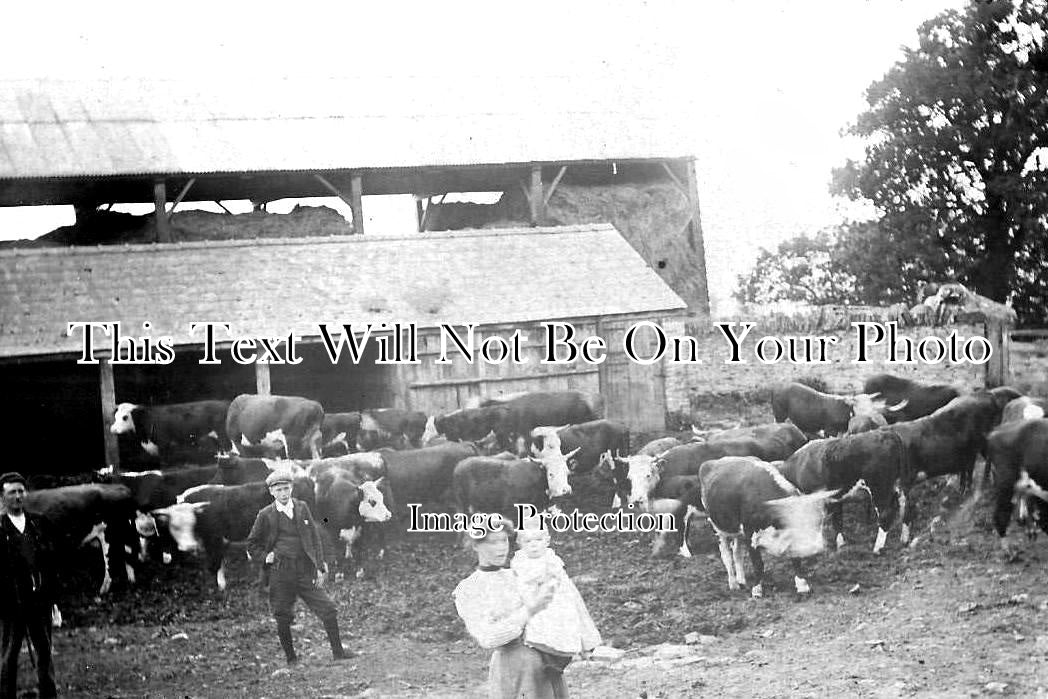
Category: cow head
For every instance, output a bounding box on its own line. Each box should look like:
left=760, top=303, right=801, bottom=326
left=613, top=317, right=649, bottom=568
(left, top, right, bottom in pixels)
left=846, top=393, right=887, bottom=417
left=110, top=403, right=141, bottom=435
left=357, top=478, right=393, bottom=522
left=533, top=447, right=578, bottom=498
left=625, top=454, right=662, bottom=510
left=530, top=426, right=566, bottom=457
left=151, top=502, right=208, bottom=553
left=750, top=490, right=835, bottom=558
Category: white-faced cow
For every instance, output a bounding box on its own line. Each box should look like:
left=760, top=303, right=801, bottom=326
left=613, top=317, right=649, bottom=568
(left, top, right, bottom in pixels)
left=313, top=465, right=394, bottom=578
left=226, top=394, right=324, bottom=460
left=531, top=419, right=630, bottom=475
left=988, top=417, right=1048, bottom=551
left=452, top=449, right=577, bottom=521
left=699, top=456, right=836, bottom=597
left=771, top=383, right=893, bottom=437
left=110, top=400, right=230, bottom=464
left=481, top=391, right=603, bottom=453
left=152, top=477, right=315, bottom=591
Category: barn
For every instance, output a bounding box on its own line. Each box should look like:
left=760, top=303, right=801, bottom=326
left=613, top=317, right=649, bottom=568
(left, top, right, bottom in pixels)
left=0, top=78, right=705, bottom=472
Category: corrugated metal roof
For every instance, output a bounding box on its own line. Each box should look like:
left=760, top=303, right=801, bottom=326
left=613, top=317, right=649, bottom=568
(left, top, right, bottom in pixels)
left=0, top=223, right=687, bottom=358
left=0, top=78, right=694, bottom=179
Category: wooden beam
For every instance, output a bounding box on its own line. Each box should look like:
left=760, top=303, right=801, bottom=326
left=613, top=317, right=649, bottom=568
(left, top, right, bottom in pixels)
left=255, top=361, right=271, bottom=396
left=99, top=357, right=120, bottom=471
left=661, top=162, right=688, bottom=198
left=153, top=180, right=170, bottom=243
left=166, top=178, right=197, bottom=221
left=529, top=165, right=543, bottom=226
left=214, top=201, right=233, bottom=215
left=543, top=165, right=567, bottom=206
left=684, top=158, right=711, bottom=315
left=350, top=174, right=365, bottom=234
left=313, top=173, right=356, bottom=214
left=985, top=321, right=1010, bottom=388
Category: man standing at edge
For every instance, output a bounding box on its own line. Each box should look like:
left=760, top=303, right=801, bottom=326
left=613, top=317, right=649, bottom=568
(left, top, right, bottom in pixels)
left=0, top=472, right=58, bottom=699
left=246, top=468, right=350, bottom=664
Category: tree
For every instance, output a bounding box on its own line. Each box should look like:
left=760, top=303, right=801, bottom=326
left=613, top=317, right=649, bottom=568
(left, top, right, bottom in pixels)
left=833, top=0, right=1048, bottom=324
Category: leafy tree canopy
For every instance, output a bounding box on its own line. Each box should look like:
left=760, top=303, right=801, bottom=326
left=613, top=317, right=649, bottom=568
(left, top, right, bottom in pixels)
left=739, top=0, right=1048, bottom=324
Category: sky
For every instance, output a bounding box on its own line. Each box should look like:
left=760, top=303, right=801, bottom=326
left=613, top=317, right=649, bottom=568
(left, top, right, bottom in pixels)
left=0, top=0, right=967, bottom=314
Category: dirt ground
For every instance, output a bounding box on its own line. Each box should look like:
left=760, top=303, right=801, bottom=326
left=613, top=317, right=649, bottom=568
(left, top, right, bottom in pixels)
left=14, top=471, right=1045, bottom=698
left=13, top=393, right=1048, bottom=698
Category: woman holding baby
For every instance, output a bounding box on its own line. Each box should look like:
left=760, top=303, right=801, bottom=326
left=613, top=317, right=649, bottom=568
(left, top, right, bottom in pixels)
left=453, top=515, right=601, bottom=699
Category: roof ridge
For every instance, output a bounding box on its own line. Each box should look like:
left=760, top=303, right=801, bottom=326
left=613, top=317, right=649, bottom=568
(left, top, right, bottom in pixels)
left=0, top=223, right=617, bottom=258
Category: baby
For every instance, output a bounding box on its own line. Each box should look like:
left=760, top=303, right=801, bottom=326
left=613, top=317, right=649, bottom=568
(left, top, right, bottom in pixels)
left=511, top=518, right=602, bottom=672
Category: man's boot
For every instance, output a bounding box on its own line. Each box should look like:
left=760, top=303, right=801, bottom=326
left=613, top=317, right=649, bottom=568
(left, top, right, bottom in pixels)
left=277, top=620, right=297, bottom=664
left=324, top=616, right=353, bottom=660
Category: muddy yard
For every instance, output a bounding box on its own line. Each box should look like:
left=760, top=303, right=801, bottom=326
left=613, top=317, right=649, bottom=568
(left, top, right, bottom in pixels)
left=18, top=400, right=1048, bottom=699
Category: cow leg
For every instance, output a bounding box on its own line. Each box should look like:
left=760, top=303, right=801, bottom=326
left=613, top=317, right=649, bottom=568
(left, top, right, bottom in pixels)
left=829, top=501, right=845, bottom=550
left=897, top=486, right=912, bottom=546
left=678, top=506, right=697, bottom=559
left=731, top=536, right=748, bottom=588
left=716, top=534, right=740, bottom=591
left=872, top=484, right=900, bottom=555
left=791, top=558, right=811, bottom=595
left=611, top=493, right=621, bottom=509
left=745, top=542, right=764, bottom=599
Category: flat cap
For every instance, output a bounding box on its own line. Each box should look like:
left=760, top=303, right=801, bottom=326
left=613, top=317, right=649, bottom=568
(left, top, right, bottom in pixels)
left=265, top=469, right=295, bottom=488
left=0, top=472, right=26, bottom=488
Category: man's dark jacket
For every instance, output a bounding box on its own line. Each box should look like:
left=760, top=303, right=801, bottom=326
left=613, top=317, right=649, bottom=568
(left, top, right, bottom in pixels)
left=0, top=513, right=56, bottom=616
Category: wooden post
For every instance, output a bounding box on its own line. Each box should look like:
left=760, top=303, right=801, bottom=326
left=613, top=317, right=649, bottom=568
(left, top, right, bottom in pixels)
left=255, top=361, right=271, bottom=396
left=684, top=159, right=711, bottom=315
left=416, top=197, right=425, bottom=232
left=99, top=357, right=120, bottom=471
left=350, top=174, right=365, bottom=235
left=153, top=180, right=170, bottom=243
left=529, top=165, right=543, bottom=226
left=985, top=321, right=1010, bottom=388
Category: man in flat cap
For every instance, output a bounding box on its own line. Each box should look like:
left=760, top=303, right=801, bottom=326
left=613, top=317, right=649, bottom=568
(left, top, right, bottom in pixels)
left=0, top=472, right=58, bottom=698
left=247, top=468, right=350, bottom=664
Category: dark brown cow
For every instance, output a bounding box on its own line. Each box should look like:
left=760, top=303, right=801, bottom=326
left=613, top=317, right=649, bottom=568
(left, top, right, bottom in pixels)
left=110, top=400, right=230, bottom=464
left=320, top=412, right=362, bottom=456
left=226, top=394, right=324, bottom=460
left=485, top=391, right=603, bottom=451
left=382, top=442, right=485, bottom=510
left=862, top=374, right=960, bottom=424
left=771, top=383, right=888, bottom=436
left=357, top=409, right=429, bottom=450
left=988, top=418, right=1048, bottom=551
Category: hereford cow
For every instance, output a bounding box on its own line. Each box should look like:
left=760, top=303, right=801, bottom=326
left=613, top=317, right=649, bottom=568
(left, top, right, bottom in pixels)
left=152, top=477, right=315, bottom=591
left=1000, top=396, right=1047, bottom=425
left=531, top=419, right=630, bottom=474
left=314, top=467, right=394, bottom=578
left=110, top=400, right=230, bottom=464
left=862, top=374, right=960, bottom=424
left=356, top=409, right=429, bottom=451
left=320, top=412, right=362, bottom=456
left=226, top=394, right=324, bottom=460
left=452, top=449, right=577, bottom=521
left=771, top=383, right=891, bottom=436
left=483, top=391, right=603, bottom=452
left=382, top=442, right=486, bottom=511
left=700, top=456, right=836, bottom=597
left=433, top=406, right=508, bottom=443
left=25, top=483, right=140, bottom=595
left=988, top=418, right=1048, bottom=550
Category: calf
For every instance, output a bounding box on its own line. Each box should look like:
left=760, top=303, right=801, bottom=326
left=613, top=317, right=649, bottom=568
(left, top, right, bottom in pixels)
left=152, top=477, right=314, bottom=591
left=700, top=456, right=835, bottom=597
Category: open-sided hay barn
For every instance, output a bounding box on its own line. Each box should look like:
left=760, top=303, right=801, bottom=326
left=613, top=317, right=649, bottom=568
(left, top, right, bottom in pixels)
left=0, top=224, right=687, bottom=472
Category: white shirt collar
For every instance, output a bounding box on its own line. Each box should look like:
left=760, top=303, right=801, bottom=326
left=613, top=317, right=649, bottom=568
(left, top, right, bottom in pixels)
left=6, top=512, right=26, bottom=533
left=275, top=500, right=294, bottom=519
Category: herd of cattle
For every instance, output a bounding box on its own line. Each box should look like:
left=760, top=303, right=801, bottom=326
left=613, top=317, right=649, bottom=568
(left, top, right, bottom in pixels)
left=12, top=374, right=1048, bottom=607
